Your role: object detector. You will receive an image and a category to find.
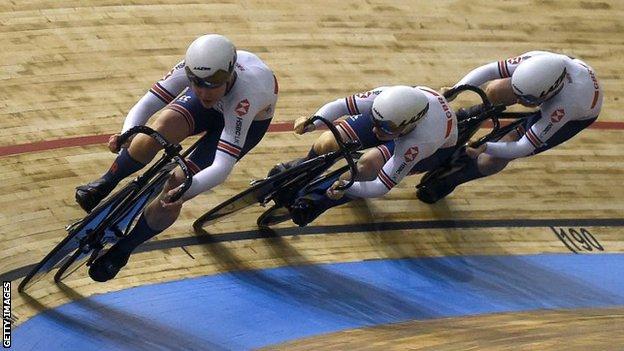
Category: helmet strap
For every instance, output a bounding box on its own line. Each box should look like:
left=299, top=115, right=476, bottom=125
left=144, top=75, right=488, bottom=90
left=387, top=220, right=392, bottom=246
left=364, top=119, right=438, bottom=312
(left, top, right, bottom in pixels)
left=225, top=71, right=238, bottom=95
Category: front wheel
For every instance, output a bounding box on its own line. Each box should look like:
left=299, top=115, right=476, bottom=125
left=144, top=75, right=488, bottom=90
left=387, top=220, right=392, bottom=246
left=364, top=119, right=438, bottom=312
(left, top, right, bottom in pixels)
left=257, top=204, right=292, bottom=228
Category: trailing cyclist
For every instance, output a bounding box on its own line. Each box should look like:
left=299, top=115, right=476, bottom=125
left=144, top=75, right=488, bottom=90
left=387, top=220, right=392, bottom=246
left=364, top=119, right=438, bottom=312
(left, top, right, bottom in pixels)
left=418, top=51, right=603, bottom=203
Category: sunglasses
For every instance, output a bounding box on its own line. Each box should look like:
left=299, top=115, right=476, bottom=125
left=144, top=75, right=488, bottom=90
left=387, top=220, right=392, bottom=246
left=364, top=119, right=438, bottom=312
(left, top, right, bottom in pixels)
left=185, top=66, right=232, bottom=89
left=370, top=115, right=398, bottom=135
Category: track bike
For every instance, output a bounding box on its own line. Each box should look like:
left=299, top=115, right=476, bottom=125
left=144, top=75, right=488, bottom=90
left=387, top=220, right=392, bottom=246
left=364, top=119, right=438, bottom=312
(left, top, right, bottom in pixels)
left=19, top=126, right=193, bottom=292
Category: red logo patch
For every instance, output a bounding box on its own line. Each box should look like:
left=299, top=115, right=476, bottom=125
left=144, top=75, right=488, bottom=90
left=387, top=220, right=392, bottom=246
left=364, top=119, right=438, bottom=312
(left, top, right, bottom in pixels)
left=356, top=91, right=373, bottom=99
left=404, top=146, right=419, bottom=162
left=235, top=99, right=250, bottom=117
left=550, top=108, right=565, bottom=123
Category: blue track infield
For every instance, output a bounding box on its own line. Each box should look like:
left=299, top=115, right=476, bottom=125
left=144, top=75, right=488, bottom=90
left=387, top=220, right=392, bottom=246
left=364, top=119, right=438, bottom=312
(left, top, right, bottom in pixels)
left=13, top=253, right=624, bottom=350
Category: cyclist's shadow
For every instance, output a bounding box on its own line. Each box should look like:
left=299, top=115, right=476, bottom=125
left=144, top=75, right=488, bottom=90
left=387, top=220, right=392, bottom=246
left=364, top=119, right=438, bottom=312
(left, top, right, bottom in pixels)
left=350, top=195, right=475, bottom=284
left=19, top=284, right=229, bottom=351
left=195, top=225, right=446, bottom=324
left=350, top=196, right=621, bottom=308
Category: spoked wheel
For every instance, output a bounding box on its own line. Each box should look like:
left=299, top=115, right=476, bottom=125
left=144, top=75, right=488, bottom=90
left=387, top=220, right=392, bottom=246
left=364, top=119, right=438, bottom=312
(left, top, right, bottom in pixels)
left=257, top=204, right=292, bottom=228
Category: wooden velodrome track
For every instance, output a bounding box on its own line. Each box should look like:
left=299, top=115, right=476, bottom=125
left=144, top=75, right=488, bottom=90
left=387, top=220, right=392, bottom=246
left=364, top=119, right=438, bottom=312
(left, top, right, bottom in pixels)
left=1, top=0, right=624, bottom=349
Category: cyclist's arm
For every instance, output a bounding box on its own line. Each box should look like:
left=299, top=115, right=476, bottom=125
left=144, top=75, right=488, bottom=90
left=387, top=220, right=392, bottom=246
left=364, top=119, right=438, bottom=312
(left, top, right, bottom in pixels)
left=312, top=87, right=385, bottom=128
left=346, top=142, right=434, bottom=198
left=454, top=52, right=538, bottom=88
left=484, top=104, right=571, bottom=159
left=122, top=60, right=189, bottom=133
left=182, top=151, right=236, bottom=200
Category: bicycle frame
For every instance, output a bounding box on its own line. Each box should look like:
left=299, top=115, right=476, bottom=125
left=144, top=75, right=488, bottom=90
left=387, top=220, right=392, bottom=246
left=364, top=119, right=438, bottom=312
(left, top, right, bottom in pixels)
left=417, top=85, right=535, bottom=188
left=193, top=116, right=360, bottom=231
left=19, top=126, right=195, bottom=291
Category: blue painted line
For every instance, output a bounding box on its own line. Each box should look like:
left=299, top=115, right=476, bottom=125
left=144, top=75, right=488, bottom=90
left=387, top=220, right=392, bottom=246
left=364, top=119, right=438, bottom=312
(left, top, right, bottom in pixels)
left=13, top=253, right=624, bottom=350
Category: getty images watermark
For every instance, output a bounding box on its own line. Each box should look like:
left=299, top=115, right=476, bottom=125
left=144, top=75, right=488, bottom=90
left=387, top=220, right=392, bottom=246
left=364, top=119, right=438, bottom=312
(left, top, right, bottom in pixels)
left=2, top=281, right=10, bottom=348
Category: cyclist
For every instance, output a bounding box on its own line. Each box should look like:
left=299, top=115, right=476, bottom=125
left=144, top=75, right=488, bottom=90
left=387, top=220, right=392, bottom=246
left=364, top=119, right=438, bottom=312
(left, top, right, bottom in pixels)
left=417, top=51, right=603, bottom=203
left=79, top=34, right=279, bottom=281
left=282, top=85, right=458, bottom=226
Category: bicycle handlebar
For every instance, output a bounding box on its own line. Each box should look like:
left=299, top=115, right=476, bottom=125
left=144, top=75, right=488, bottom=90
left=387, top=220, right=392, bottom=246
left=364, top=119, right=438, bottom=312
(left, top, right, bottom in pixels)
left=443, top=84, right=492, bottom=107
left=309, top=116, right=358, bottom=191
left=118, top=126, right=192, bottom=202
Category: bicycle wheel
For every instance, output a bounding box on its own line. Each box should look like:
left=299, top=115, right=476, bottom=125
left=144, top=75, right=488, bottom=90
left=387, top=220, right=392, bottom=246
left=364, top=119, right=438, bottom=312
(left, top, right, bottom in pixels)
left=193, top=157, right=328, bottom=231
left=53, top=169, right=170, bottom=283
left=18, top=184, right=137, bottom=292
left=256, top=204, right=292, bottom=228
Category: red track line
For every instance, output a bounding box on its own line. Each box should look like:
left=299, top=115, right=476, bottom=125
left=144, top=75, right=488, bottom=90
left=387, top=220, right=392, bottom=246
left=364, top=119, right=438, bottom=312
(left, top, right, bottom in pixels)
left=1, top=120, right=623, bottom=158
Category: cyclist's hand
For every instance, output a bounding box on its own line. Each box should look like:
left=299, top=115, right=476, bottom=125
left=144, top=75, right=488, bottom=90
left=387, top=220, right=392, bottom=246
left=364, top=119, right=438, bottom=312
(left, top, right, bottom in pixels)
left=108, top=133, right=132, bottom=153
left=160, top=187, right=185, bottom=209
left=326, top=180, right=347, bottom=200
left=466, top=143, right=487, bottom=159
left=440, top=86, right=458, bottom=102
left=293, top=116, right=316, bottom=135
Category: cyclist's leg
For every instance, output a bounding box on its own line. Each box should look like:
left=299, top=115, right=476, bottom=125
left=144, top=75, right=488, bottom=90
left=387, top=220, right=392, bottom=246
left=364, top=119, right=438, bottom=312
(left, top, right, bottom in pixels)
left=75, top=91, right=204, bottom=212
left=419, top=126, right=524, bottom=202
left=271, top=113, right=380, bottom=175
left=109, top=119, right=271, bottom=255
left=88, top=94, right=225, bottom=281
left=430, top=113, right=596, bottom=198
left=484, top=78, right=518, bottom=106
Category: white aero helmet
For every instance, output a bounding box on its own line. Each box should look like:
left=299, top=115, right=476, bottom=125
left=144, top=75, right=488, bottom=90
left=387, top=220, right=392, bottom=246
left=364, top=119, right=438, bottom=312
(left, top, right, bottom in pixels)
left=511, top=55, right=567, bottom=105
left=185, top=34, right=237, bottom=88
left=371, top=86, right=429, bottom=133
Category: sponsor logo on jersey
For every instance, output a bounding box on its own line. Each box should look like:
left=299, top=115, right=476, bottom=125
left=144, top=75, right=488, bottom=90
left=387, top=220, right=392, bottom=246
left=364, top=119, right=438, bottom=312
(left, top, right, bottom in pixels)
left=356, top=91, right=373, bottom=99
left=506, top=56, right=523, bottom=65
left=177, top=95, right=191, bottom=103
left=234, top=117, right=243, bottom=144
left=550, top=108, right=565, bottom=123
left=235, top=99, right=250, bottom=116
left=162, top=69, right=174, bottom=81
left=541, top=123, right=553, bottom=138
left=404, top=146, right=419, bottom=162
left=396, top=162, right=407, bottom=175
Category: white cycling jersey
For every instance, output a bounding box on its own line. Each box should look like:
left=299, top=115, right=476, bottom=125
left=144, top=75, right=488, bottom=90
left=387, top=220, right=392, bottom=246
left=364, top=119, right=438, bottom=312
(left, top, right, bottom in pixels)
left=312, top=86, right=458, bottom=198
left=454, top=51, right=602, bottom=158
left=121, top=51, right=278, bottom=199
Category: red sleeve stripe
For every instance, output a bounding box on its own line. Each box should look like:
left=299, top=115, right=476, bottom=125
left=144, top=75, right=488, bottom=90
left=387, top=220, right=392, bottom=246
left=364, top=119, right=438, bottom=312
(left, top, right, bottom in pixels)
left=217, top=140, right=241, bottom=158
left=187, top=160, right=201, bottom=175
left=590, top=91, right=599, bottom=109
left=418, top=87, right=440, bottom=96
left=150, top=82, right=176, bottom=103
left=167, top=104, right=195, bottom=135
left=345, top=96, right=359, bottom=115
left=376, top=145, right=392, bottom=162
left=350, top=95, right=360, bottom=114
left=525, top=128, right=543, bottom=148
left=498, top=60, right=511, bottom=78
left=337, top=121, right=359, bottom=142
left=377, top=169, right=396, bottom=190
left=273, top=74, right=279, bottom=94
left=445, top=119, right=453, bottom=138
